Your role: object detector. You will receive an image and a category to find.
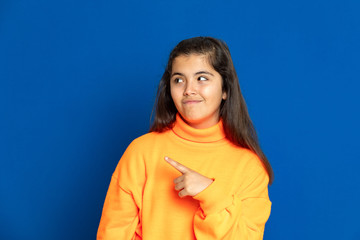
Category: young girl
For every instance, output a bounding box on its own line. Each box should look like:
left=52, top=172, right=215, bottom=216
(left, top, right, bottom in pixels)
left=97, top=37, right=273, bottom=240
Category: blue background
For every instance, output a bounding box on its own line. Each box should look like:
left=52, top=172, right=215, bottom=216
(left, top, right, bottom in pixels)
left=1, top=0, right=359, bottom=239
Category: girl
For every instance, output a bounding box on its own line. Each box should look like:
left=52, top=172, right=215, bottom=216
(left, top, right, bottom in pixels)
left=97, top=37, right=273, bottom=239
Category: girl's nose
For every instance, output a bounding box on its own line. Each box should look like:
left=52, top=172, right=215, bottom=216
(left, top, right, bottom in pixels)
left=184, top=81, right=197, bottom=96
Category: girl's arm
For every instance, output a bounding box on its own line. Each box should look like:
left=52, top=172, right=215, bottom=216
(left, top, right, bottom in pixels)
left=193, top=163, right=271, bottom=239
left=97, top=176, right=141, bottom=240
left=166, top=157, right=271, bottom=239
left=97, top=140, right=145, bottom=240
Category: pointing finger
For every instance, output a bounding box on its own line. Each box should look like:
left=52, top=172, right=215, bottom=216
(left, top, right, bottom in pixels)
left=164, top=156, right=190, bottom=174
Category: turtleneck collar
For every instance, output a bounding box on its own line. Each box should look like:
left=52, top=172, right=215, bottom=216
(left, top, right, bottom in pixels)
left=171, top=114, right=226, bottom=143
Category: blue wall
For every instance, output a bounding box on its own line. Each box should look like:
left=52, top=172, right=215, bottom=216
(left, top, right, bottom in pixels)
left=1, top=0, right=359, bottom=239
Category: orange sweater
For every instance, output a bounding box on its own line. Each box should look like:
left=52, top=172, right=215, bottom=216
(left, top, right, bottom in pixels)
left=97, top=115, right=271, bottom=239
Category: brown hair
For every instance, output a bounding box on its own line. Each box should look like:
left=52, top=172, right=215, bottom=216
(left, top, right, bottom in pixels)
left=150, top=37, right=273, bottom=184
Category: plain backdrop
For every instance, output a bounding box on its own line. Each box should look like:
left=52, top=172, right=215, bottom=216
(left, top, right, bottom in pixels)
left=1, top=0, right=359, bottom=239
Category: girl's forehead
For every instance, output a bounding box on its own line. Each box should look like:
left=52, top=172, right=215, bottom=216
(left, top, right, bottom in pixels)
left=172, top=54, right=213, bottom=71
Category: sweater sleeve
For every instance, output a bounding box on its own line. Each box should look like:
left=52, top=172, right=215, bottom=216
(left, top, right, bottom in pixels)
left=97, top=140, right=145, bottom=240
left=192, top=161, right=271, bottom=239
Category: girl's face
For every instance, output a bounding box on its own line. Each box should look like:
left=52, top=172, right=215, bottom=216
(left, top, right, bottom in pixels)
left=170, top=54, right=227, bottom=129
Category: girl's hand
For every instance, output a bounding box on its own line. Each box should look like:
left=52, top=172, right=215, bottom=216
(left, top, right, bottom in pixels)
left=165, top=156, right=213, bottom=198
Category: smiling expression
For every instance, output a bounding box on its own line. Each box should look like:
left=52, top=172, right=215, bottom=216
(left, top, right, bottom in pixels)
left=170, top=54, right=227, bottom=129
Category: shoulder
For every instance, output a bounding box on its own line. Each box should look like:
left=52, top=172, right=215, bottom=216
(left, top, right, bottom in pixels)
left=239, top=149, right=269, bottom=189
left=113, top=131, right=168, bottom=178
left=226, top=143, right=263, bottom=168
left=223, top=147, right=270, bottom=197
left=226, top=145, right=268, bottom=181
left=240, top=148, right=265, bottom=171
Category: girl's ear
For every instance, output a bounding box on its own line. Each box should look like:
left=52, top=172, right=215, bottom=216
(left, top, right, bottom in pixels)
left=222, top=91, right=227, bottom=100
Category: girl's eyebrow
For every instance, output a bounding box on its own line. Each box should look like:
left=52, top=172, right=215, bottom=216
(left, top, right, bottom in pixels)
left=171, top=72, right=184, bottom=77
left=171, top=71, right=214, bottom=77
left=195, top=71, right=214, bottom=76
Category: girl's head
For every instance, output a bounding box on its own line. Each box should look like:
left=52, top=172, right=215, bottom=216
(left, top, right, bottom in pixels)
left=170, top=52, right=227, bottom=129
left=151, top=37, right=273, bottom=184
left=151, top=37, right=242, bottom=130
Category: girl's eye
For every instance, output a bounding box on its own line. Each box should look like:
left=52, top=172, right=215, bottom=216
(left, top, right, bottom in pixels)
left=174, top=78, right=184, bottom=83
left=198, top=76, right=207, bottom=81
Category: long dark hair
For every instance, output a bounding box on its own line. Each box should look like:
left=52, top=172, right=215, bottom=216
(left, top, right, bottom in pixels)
left=150, top=37, right=273, bottom=184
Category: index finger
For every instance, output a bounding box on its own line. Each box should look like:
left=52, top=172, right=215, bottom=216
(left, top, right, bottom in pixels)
left=164, top=156, right=189, bottom=174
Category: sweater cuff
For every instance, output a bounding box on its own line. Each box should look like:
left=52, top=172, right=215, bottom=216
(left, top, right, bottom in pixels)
left=193, top=178, right=233, bottom=216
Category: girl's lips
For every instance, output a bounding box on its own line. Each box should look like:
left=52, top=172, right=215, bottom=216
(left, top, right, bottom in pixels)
left=182, top=100, right=202, bottom=104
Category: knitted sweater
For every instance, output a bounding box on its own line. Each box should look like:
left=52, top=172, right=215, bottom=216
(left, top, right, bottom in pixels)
left=97, top=114, right=271, bottom=239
